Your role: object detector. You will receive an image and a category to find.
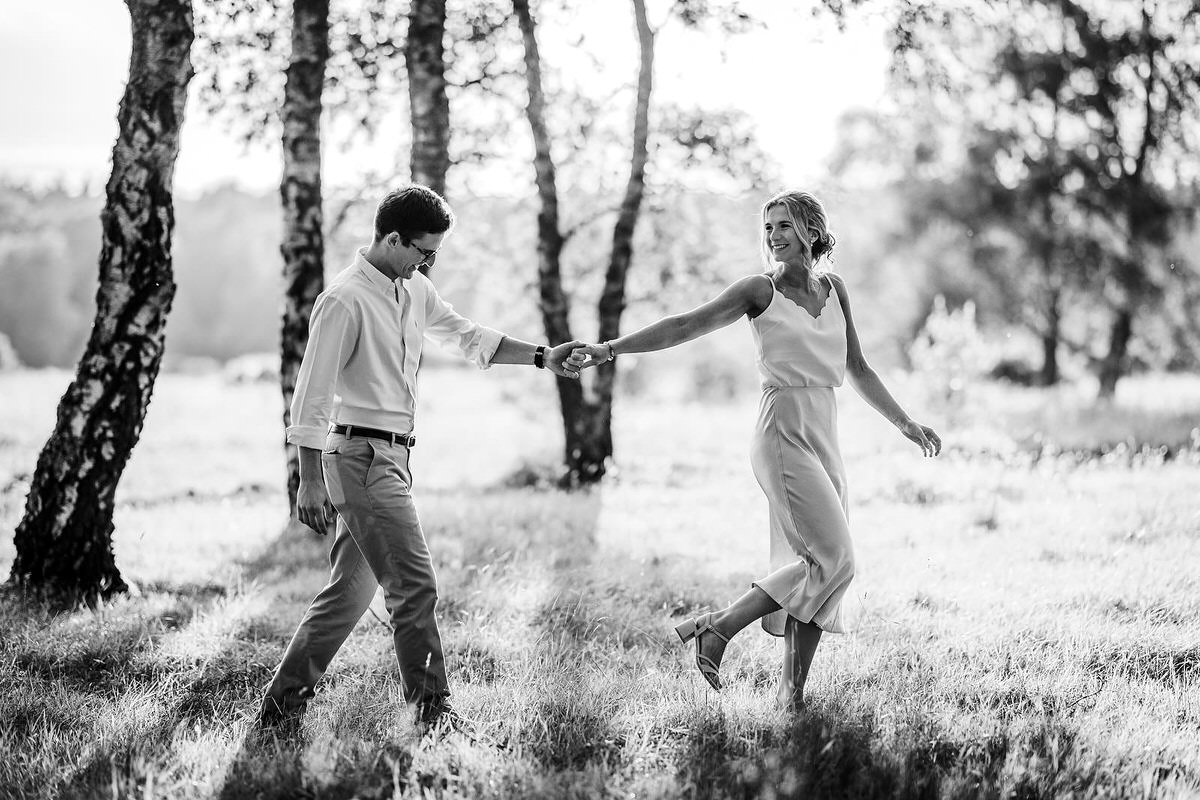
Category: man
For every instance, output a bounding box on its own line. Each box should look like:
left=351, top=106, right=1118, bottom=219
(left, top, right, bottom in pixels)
left=259, top=185, right=582, bottom=730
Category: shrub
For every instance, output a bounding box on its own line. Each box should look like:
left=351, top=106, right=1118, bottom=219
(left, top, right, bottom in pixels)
left=908, top=295, right=996, bottom=408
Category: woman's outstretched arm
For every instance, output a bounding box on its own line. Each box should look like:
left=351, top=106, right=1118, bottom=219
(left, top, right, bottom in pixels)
left=573, top=274, right=772, bottom=364
left=830, top=273, right=942, bottom=457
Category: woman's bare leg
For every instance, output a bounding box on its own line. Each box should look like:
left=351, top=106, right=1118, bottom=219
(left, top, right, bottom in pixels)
left=778, top=615, right=822, bottom=710
left=696, top=587, right=780, bottom=671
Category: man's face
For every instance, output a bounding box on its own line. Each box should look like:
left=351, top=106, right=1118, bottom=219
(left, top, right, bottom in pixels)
left=387, top=231, right=445, bottom=280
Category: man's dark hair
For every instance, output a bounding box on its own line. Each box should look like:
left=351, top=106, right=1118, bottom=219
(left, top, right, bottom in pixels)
left=373, top=185, right=455, bottom=242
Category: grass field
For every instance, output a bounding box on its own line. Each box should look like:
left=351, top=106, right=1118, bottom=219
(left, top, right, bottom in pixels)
left=1, top=365, right=1198, bottom=799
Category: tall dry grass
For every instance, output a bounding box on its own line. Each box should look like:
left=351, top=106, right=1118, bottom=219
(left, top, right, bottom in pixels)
left=1, top=367, right=1197, bottom=799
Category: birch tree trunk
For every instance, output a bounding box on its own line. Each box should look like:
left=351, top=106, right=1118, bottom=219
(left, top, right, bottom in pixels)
left=279, top=0, right=329, bottom=515
left=406, top=0, right=450, bottom=201
left=514, top=0, right=654, bottom=484
left=8, top=0, right=194, bottom=605
left=513, top=0, right=582, bottom=479
left=587, top=0, right=655, bottom=476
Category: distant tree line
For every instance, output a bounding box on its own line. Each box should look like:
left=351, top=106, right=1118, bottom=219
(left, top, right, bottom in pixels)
left=0, top=183, right=773, bottom=369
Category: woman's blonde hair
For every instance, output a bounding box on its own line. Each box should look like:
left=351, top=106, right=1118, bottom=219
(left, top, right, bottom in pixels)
left=760, top=190, right=836, bottom=270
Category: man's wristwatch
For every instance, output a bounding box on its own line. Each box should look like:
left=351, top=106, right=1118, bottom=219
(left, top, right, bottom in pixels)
left=602, top=342, right=615, bottom=363
left=534, top=345, right=547, bottom=369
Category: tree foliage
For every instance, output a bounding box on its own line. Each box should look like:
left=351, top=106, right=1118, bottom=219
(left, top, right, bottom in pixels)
left=851, top=0, right=1200, bottom=390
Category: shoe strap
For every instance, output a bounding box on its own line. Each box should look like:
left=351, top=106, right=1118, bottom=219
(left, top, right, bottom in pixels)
left=697, top=616, right=730, bottom=643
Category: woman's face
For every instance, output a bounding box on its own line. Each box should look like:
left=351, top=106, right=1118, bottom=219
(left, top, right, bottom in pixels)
left=764, top=204, right=806, bottom=263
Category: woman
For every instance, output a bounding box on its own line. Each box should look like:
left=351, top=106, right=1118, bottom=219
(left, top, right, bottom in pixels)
left=571, top=190, right=941, bottom=709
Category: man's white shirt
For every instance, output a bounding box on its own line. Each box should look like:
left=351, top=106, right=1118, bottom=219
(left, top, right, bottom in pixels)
left=286, top=248, right=503, bottom=450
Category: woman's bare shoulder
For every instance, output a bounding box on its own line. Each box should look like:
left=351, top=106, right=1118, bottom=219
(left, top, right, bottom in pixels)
left=730, top=273, right=774, bottom=314
left=826, top=271, right=853, bottom=300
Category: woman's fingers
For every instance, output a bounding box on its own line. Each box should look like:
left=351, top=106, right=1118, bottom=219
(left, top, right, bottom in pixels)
left=569, top=344, right=606, bottom=368
left=910, top=427, right=932, bottom=457
left=925, top=427, right=942, bottom=456
left=905, top=422, right=941, bottom=457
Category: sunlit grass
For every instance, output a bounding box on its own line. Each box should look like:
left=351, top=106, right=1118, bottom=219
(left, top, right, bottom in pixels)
left=1, top=368, right=1198, bottom=798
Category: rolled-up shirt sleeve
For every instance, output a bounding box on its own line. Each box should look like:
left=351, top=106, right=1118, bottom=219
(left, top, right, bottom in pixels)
left=423, top=282, right=503, bottom=369
left=286, top=294, right=356, bottom=449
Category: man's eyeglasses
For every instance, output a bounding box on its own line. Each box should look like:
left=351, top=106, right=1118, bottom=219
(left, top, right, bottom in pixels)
left=403, top=239, right=439, bottom=260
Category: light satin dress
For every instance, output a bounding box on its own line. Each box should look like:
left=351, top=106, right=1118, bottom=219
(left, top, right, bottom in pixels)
left=748, top=272, right=854, bottom=635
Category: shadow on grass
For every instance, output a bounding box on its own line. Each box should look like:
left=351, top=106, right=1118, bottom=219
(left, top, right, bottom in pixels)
left=502, top=488, right=634, bottom=773
left=46, top=620, right=280, bottom=799
left=0, top=520, right=328, bottom=800
left=670, top=698, right=1194, bottom=800
left=213, top=728, right=311, bottom=800
left=517, top=691, right=627, bottom=771
left=1, top=579, right=245, bottom=706
left=674, top=704, right=1008, bottom=800
left=236, top=520, right=331, bottom=582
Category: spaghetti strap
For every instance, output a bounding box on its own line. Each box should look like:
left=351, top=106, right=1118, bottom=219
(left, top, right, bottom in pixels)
left=762, top=272, right=778, bottom=291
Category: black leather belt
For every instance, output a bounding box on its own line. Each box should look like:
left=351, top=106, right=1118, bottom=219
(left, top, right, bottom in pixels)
left=331, top=424, right=416, bottom=447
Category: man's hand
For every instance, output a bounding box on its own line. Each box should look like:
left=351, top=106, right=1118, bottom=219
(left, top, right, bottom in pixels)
left=545, top=340, right=586, bottom=379
left=296, top=477, right=335, bottom=535
left=570, top=342, right=612, bottom=369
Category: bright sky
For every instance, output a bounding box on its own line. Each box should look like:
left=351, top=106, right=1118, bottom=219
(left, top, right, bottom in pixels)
left=0, top=2, right=891, bottom=197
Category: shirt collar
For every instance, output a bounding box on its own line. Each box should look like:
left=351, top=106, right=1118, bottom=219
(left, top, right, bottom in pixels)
left=354, top=248, right=402, bottom=296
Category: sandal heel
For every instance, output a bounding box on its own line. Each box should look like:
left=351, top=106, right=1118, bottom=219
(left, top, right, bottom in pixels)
left=674, top=618, right=698, bottom=643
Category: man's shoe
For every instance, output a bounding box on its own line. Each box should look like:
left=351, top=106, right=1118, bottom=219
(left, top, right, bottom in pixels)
left=415, top=694, right=453, bottom=725
left=415, top=695, right=476, bottom=736
left=257, top=687, right=314, bottom=731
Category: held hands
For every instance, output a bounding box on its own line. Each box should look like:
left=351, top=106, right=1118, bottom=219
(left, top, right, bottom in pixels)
left=296, top=478, right=335, bottom=535
left=546, top=340, right=589, bottom=380
left=568, top=342, right=614, bottom=369
left=899, top=419, right=942, bottom=457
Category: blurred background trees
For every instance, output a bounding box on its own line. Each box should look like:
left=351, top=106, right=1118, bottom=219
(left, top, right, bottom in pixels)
left=870, top=0, right=1200, bottom=393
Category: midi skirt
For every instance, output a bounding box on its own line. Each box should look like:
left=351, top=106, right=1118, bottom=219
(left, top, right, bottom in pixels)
left=749, top=385, right=854, bottom=636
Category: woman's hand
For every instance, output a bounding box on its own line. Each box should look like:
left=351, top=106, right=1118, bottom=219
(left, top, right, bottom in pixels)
left=545, top=340, right=586, bottom=379
left=899, top=419, right=942, bottom=457
left=570, top=342, right=614, bottom=369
